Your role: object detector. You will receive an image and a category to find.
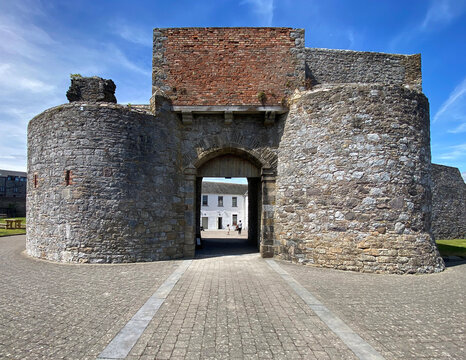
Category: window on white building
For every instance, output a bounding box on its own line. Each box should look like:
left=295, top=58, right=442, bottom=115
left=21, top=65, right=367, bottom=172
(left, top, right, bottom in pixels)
left=218, top=196, right=223, bottom=207
left=232, top=196, right=237, bottom=207
left=202, top=195, right=208, bottom=206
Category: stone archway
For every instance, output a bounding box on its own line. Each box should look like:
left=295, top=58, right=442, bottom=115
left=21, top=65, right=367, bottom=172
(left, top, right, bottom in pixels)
left=183, top=148, right=276, bottom=258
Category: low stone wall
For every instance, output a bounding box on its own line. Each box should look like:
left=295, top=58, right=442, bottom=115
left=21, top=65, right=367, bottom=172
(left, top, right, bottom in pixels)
left=27, top=101, right=184, bottom=263
left=431, top=164, right=466, bottom=239
left=275, top=84, right=444, bottom=273
left=305, top=48, right=422, bottom=90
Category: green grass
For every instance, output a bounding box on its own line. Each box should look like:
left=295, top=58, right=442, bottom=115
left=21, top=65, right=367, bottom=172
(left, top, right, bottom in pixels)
left=436, top=239, right=466, bottom=257
left=0, top=217, right=26, bottom=237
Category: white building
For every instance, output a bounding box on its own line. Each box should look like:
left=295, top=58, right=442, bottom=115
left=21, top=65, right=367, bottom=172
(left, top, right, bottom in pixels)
left=200, top=182, right=248, bottom=230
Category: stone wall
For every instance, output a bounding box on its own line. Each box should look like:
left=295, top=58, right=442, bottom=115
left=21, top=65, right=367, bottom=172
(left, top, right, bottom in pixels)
left=27, top=99, right=184, bottom=263
left=305, top=48, right=422, bottom=90
left=275, top=84, right=444, bottom=273
left=177, top=112, right=284, bottom=257
left=431, top=164, right=466, bottom=239
left=153, top=27, right=305, bottom=106
left=66, top=76, right=117, bottom=103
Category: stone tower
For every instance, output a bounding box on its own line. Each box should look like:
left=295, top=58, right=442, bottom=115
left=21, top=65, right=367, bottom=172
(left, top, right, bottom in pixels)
left=27, top=27, right=444, bottom=273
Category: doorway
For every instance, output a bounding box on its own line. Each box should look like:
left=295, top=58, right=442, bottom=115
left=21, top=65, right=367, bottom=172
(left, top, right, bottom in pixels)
left=190, top=151, right=275, bottom=258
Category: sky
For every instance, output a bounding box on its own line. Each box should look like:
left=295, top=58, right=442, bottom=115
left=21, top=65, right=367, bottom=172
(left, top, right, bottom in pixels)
left=0, top=0, right=465, bottom=181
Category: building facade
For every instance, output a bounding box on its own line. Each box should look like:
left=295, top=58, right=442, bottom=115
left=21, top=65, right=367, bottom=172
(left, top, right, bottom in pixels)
left=0, top=169, right=27, bottom=217
left=27, top=27, right=450, bottom=273
left=200, top=182, right=248, bottom=230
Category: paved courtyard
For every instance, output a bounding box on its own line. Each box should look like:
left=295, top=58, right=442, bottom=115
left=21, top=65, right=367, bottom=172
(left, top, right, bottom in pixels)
left=0, top=234, right=464, bottom=359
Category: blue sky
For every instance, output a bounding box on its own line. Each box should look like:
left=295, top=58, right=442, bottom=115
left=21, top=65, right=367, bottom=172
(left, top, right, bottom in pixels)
left=0, top=0, right=465, bottom=181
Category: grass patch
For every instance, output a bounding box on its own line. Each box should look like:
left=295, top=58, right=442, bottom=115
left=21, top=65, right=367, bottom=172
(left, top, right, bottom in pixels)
left=0, top=217, right=26, bottom=237
left=436, top=239, right=466, bottom=257
left=0, top=228, right=26, bottom=237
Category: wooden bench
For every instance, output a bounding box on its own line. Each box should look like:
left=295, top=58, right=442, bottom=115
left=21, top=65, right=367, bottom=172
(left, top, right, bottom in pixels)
left=4, top=219, right=22, bottom=229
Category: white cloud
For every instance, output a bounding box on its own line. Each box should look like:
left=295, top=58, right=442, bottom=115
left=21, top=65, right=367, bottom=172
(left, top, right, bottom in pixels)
left=389, top=0, right=466, bottom=50
left=242, top=0, right=274, bottom=26
left=0, top=3, right=152, bottom=172
left=105, top=44, right=151, bottom=77
left=448, top=122, right=466, bottom=133
left=462, top=172, right=466, bottom=182
left=437, top=143, right=466, bottom=160
left=421, top=0, right=457, bottom=29
left=433, top=77, right=466, bottom=123
left=346, top=29, right=355, bottom=49
left=109, top=20, right=152, bottom=47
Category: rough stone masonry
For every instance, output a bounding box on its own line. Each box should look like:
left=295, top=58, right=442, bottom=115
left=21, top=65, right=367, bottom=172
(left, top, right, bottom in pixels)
left=27, top=27, right=459, bottom=273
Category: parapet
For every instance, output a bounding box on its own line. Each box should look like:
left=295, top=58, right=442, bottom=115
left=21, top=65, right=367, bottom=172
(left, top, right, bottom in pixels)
left=305, top=48, right=422, bottom=91
left=66, top=76, right=117, bottom=103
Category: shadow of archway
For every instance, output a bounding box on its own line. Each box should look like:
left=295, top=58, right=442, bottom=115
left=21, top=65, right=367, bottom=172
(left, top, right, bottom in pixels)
left=196, top=230, right=259, bottom=259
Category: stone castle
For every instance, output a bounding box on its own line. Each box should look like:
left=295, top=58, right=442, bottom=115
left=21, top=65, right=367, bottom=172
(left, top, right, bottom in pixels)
left=27, top=28, right=465, bottom=273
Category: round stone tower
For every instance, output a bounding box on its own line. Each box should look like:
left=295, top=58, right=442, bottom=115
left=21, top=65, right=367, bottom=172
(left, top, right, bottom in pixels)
left=275, top=84, right=444, bottom=273
left=26, top=77, right=186, bottom=263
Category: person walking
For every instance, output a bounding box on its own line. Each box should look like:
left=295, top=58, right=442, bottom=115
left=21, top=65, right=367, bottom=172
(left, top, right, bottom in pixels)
left=227, top=224, right=230, bottom=235
left=238, top=220, right=242, bottom=235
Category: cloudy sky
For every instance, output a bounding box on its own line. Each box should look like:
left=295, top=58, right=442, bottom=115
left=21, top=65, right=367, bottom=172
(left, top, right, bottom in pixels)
left=1, top=0, right=465, bottom=180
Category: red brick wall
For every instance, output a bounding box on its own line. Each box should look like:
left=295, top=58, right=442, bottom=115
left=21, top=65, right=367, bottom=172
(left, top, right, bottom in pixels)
left=153, top=28, right=304, bottom=106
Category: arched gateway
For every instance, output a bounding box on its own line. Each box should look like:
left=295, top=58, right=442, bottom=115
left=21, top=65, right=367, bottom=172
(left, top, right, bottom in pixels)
left=193, top=149, right=276, bottom=256
left=27, top=27, right=444, bottom=273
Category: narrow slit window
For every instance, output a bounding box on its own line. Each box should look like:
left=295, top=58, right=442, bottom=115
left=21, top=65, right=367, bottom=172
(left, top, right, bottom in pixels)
left=33, top=174, right=38, bottom=188
left=65, top=170, right=72, bottom=186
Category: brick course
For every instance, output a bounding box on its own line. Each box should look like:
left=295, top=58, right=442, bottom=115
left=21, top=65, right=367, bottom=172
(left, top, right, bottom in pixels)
left=153, top=27, right=305, bottom=106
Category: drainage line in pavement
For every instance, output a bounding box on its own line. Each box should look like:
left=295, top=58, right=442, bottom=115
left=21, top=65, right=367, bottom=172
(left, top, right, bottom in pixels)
left=97, top=259, right=192, bottom=359
left=266, top=259, right=385, bottom=360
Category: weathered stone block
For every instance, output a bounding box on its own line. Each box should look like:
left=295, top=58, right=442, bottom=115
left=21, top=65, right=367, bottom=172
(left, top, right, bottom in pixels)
left=66, top=76, right=117, bottom=103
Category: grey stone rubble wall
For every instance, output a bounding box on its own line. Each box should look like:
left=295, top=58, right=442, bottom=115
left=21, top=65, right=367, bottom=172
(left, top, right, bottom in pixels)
left=179, top=113, right=282, bottom=171
left=275, top=84, right=444, bottom=274
left=431, top=164, right=466, bottom=239
left=27, top=101, right=183, bottom=263
left=305, top=48, right=422, bottom=91
left=66, top=76, right=117, bottom=103
left=178, top=112, right=283, bottom=256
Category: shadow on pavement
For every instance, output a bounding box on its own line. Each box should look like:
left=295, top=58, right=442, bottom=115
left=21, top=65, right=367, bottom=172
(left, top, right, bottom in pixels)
left=443, top=256, right=466, bottom=268
left=196, top=236, right=259, bottom=258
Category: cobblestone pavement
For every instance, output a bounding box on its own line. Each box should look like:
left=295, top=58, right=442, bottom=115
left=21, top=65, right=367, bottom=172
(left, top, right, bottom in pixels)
left=1, top=235, right=465, bottom=359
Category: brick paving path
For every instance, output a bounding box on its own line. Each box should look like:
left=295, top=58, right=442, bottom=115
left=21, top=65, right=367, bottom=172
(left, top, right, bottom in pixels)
left=278, top=259, right=466, bottom=359
left=0, top=235, right=179, bottom=360
left=1, top=234, right=465, bottom=359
